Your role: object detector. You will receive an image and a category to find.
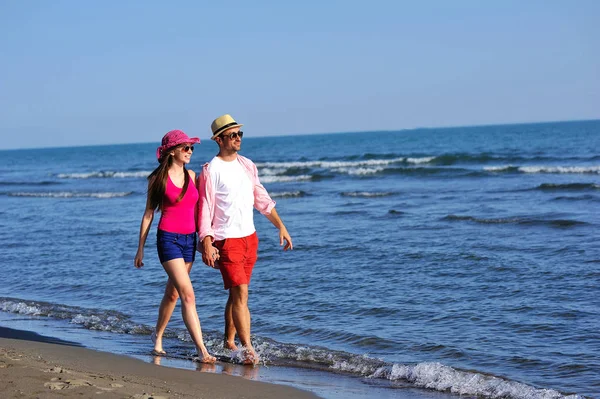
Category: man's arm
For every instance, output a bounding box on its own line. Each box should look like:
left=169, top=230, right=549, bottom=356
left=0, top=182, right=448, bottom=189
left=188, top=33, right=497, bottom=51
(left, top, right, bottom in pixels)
left=264, top=207, right=293, bottom=251
left=196, top=166, right=220, bottom=267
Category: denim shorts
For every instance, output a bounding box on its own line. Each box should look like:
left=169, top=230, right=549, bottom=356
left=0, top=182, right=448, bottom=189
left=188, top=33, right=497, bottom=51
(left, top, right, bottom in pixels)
left=156, top=230, right=197, bottom=263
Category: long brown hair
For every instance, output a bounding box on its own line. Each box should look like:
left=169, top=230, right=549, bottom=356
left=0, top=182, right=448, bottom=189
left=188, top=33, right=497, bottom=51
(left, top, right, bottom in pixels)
left=147, top=146, right=190, bottom=211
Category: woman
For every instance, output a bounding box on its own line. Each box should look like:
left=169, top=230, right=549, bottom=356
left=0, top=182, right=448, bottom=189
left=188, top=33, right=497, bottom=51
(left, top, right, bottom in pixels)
left=134, top=129, right=216, bottom=363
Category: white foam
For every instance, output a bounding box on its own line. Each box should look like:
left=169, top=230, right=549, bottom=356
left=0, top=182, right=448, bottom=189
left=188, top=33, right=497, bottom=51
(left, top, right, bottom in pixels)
left=270, top=191, right=305, bottom=198
left=253, top=157, right=437, bottom=179
left=342, top=191, right=394, bottom=197
left=260, top=175, right=312, bottom=183
left=407, top=156, right=436, bottom=164
left=347, top=167, right=386, bottom=175
left=484, top=165, right=600, bottom=174
left=9, top=192, right=132, bottom=198
left=484, top=165, right=515, bottom=172
left=256, top=157, right=409, bottom=169
left=57, top=171, right=151, bottom=179
left=378, top=362, right=581, bottom=399
left=0, top=300, right=43, bottom=315
left=260, top=168, right=289, bottom=176
left=519, top=166, right=600, bottom=174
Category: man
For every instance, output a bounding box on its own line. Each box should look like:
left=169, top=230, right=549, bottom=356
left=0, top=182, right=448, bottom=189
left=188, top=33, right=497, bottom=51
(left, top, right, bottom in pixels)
left=197, top=114, right=293, bottom=364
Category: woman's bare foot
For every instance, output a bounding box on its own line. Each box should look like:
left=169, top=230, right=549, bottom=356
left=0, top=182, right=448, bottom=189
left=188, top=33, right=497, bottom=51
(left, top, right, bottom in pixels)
left=193, top=354, right=217, bottom=364
left=194, top=347, right=216, bottom=364
left=151, top=331, right=165, bottom=354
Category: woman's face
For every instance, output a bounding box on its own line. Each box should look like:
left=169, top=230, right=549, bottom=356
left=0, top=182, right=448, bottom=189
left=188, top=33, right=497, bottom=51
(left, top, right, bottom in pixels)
left=172, top=143, right=194, bottom=164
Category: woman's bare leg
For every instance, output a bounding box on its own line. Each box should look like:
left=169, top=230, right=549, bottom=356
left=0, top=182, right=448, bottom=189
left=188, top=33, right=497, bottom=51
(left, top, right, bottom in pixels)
left=161, top=258, right=215, bottom=363
left=153, top=263, right=193, bottom=353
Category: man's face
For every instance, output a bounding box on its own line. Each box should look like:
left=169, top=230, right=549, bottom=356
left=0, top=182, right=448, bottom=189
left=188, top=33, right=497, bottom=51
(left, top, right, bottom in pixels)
left=218, top=127, right=243, bottom=151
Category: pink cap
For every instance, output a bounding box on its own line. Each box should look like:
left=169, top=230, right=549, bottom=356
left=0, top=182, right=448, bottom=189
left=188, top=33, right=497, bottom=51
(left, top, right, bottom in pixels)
left=156, top=130, right=200, bottom=161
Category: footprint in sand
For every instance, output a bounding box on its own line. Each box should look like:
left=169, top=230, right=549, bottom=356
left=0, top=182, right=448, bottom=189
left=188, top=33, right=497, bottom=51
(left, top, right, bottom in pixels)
left=43, top=366, right=69, bottom=374
left=44, top=378, right=93, bottom=390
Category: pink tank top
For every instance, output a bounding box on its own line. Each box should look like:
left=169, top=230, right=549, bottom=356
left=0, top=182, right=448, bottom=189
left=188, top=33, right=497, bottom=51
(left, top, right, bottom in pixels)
left=158, top=174, right=199, bottom=234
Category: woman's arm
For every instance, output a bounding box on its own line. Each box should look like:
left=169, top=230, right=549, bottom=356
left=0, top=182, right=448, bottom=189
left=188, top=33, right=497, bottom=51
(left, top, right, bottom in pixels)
left=134, top=189, right=155, bottom=268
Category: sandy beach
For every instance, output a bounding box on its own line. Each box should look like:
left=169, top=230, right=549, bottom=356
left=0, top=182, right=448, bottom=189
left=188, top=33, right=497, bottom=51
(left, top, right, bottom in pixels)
left=0, top=327, right=318, bottom=399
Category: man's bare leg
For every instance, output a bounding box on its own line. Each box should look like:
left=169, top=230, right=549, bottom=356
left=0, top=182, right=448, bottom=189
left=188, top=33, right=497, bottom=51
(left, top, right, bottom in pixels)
left=224, top=291, right=238, bottom=350
left=230, top=284, right=258, bottom=364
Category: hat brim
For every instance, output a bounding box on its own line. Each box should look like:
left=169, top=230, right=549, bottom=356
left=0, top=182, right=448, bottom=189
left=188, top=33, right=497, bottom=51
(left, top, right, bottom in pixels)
left=211, top=124, right=243, bottom=140
left=156, top=137, right=201, bottom=160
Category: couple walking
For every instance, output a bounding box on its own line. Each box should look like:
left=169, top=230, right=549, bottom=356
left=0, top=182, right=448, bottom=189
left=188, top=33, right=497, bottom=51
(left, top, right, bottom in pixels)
left=134, top=114, right=293, bottom=365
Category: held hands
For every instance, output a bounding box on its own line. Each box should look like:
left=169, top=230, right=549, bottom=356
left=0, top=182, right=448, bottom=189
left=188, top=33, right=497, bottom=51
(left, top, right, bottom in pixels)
left=201, top=237, right=220, bottom=268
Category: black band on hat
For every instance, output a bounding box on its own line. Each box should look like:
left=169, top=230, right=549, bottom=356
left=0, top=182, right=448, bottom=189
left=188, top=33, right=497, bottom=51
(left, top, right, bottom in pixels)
left=213, top=122, right=239, bottom=136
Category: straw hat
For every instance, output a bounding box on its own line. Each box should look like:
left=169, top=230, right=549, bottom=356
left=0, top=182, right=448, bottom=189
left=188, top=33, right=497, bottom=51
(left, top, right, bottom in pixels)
left=211, top=114, right=243, bottom=140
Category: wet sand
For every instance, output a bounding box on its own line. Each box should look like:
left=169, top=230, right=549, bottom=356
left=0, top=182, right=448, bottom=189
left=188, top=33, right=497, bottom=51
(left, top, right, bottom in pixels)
left=0, top=326, right=318, bottom=399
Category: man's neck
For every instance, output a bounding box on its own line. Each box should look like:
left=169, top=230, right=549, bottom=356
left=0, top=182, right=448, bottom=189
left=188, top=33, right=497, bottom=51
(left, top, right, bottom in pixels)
left=217, top=150, right=238, bottom=162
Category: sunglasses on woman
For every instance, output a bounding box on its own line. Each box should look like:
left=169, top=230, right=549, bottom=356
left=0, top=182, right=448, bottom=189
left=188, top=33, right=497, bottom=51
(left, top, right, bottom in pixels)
left=180, top=145, right=194, bottom=152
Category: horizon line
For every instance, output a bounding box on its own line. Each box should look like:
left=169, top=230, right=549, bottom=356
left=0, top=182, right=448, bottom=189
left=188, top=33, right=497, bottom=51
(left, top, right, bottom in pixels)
left=1, top=117, right=598, bottom=152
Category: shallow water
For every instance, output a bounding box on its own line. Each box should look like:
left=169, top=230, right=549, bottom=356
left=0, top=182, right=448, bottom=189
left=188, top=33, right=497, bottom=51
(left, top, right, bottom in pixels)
left=1, top=120, right=599, bottom=398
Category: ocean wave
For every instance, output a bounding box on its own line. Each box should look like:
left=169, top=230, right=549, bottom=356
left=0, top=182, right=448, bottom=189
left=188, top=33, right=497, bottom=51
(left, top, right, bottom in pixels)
left=341, top=191, right=396, bottom=198
left=0, top=181, right=60, bottom=186
left=270, top=191, right=308, bottom=198
left=340, top=166, right=475, bottom=177
left=7, top=192, right=133, bottom=198
left=253, top=338, right=581, bottom=399
left=253, top=156, right=491, bottom=180
left=431, top=153, right=517, bottom=165
left=345, top=167, right=387, bottom=175
left=0, top=297, right=148, bottom=334
left=485, top=165, right=600, bottom=174
left=536, top=183, right=600, bottom=191
left=260, top=175, right=313, bottom=183
left=0, top=297, right=583, bottom=399
left=443, top=215, right=587, bottom=228
left=552, top=195, right=600, bottom=202
left=484, top=165, right=521, bottom=173
left=406, top=156, right=436, bottom=164
left=370, top=362, right=581, bottom=399
left=256, top=157, right=414, bottom=169
left=57, top=171, right=151, bottom=179
left=520, top=166, right=600, bottom=174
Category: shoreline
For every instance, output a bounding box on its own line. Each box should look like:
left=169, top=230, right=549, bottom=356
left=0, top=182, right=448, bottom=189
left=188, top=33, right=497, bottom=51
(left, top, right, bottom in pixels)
left=0, top=326, right=318, bottom=399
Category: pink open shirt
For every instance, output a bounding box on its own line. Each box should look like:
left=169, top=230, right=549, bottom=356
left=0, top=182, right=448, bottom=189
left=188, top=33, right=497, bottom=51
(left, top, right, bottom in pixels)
left=196, top=155, right=275, bottom=245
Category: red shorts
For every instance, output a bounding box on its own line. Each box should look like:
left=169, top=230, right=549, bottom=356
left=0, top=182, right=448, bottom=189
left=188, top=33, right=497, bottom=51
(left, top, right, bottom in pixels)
left=214, top=232, right=259, bottom=290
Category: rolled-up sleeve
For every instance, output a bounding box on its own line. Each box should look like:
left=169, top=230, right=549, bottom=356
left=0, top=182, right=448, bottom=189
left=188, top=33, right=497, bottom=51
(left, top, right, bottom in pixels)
left=248, top=158, right=275, bottom=215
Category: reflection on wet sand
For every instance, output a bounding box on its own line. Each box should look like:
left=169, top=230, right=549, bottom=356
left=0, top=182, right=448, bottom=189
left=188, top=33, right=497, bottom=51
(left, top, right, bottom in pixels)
left=149, top=354, right=260, bottom=380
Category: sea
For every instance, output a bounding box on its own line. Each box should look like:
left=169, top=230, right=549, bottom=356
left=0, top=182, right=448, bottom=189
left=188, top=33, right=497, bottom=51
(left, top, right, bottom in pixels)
left=0, top=120, right=598, bottom=399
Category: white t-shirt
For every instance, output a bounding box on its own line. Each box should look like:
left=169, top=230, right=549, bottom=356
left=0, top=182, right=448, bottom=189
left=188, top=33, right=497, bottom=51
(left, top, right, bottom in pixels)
left=208, top=156, right=256, bottom=240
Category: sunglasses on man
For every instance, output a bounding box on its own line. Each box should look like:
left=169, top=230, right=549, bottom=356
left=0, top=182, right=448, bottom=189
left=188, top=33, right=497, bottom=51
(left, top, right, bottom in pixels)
left=221, top=131, right=244, bottom=140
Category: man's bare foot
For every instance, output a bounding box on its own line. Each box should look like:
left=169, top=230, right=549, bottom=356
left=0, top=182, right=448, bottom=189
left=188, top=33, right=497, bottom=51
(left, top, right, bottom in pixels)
left=224, top=339, right=238, bottom=351
left=241, top=349, right=259, bottom=365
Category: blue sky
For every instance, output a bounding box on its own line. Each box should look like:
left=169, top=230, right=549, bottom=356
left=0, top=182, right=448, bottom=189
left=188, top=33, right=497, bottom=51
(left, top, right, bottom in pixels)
left=1, top=1, right=598, bottom=149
